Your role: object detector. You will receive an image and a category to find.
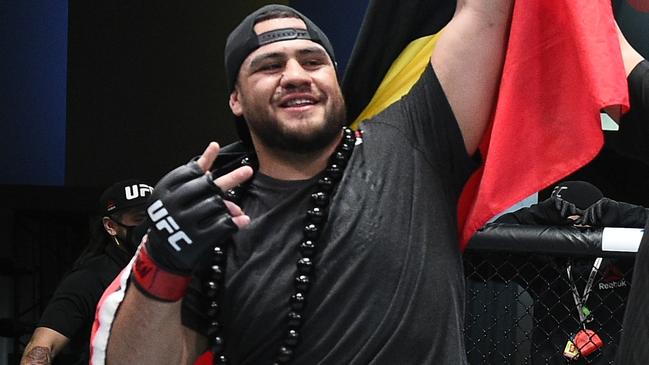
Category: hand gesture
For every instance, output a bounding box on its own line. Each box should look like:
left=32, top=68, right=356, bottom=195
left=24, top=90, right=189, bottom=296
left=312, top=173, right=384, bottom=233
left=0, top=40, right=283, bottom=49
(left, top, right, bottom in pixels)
left=132, top=143, right=253, bottom=301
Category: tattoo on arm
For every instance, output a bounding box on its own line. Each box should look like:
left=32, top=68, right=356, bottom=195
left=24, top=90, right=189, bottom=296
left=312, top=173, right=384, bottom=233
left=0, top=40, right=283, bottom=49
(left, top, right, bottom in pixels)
left=21, top=346, right=52, bottom=365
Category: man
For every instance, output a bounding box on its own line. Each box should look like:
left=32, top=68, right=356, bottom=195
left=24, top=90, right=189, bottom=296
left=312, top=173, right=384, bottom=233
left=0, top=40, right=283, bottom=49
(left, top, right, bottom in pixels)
left=93, top=3, right=513, bottom=364
left=20, top=179, right=152, bottom=365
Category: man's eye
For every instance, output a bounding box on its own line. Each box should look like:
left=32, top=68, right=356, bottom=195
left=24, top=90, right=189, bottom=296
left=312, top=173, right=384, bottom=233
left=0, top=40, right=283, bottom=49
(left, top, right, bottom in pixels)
left=258, top=63, right=282, bottom=72
left=303, top=59, right=324, bottom=67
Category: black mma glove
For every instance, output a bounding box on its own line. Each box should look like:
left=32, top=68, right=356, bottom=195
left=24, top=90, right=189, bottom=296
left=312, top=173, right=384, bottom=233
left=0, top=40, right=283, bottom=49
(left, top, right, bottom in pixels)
left=577, top=198, right=649, bottom=228
left=496, top=196, right=582, bottom=225
left=553, top=196, right=582, bottom=218
left=131, top=160, right=238, bottom=301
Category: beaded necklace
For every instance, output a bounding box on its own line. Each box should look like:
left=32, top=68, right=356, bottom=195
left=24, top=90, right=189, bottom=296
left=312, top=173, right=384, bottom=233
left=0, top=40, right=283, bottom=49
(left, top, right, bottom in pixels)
left=207, top=127, right=357, bottom=364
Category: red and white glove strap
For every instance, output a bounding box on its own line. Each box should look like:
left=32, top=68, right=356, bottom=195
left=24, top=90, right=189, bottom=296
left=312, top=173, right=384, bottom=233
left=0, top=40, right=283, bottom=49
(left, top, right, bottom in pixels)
left=131, top=236, right=192, bottom=302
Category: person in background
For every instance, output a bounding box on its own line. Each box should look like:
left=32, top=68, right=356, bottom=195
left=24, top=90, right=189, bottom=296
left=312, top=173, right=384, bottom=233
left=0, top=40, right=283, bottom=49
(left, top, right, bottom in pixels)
left=20, top=179, right=152, bottom=365
left=490, top=180, right=646, bottom=364
left=612, top=3, right=649, bottom=362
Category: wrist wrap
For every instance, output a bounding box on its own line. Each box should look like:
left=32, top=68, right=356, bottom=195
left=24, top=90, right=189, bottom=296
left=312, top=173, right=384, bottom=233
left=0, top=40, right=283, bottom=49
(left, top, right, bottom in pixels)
left=131, top=237, right=192, bottom=302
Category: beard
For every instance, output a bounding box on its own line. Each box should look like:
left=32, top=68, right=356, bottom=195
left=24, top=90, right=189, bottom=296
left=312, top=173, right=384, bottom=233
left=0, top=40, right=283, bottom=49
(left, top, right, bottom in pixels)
left=244, top=97, right=347, bottom=154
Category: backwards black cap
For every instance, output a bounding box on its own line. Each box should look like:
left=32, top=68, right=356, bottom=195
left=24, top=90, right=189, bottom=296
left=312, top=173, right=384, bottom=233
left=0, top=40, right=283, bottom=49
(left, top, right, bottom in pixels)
left=225, top=4, right=337, bottom=92
left=224, top=4, right=338, bottom=145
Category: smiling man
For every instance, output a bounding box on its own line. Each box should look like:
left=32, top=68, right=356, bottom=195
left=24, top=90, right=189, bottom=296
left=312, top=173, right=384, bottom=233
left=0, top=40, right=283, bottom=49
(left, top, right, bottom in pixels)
left=93, top=3, right=513, bottom=364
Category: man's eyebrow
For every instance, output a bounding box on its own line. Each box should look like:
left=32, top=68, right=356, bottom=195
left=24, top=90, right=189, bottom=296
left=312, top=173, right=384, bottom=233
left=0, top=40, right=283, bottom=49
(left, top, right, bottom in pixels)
left=296, top=47, right=328, bottom=57
left=248, top=47, right=329, bottom=69
left=249, top=52, right=285, bottom=69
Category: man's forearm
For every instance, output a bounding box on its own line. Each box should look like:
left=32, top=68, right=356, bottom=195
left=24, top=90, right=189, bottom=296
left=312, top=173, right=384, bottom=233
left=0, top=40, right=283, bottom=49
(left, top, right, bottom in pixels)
left=430, top=0, right=514, bottom=153
left=20, top=327, right=69, bottom=365
left=106, top=285, right=193, bottom=364
left=21, top=346, right=52, bottom=365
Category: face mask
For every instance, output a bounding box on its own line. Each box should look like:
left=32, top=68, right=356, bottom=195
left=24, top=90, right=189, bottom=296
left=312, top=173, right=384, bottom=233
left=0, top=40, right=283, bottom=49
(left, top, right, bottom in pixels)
left=112, top=219, right=147, bottom=255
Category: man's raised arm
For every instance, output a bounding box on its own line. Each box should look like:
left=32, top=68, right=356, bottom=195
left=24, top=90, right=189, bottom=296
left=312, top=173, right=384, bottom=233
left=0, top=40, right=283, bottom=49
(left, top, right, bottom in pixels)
left=430, top=0, right=514, bottom=154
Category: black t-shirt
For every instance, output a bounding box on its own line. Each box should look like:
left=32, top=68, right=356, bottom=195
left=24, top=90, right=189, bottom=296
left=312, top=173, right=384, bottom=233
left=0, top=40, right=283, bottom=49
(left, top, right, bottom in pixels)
left=38, top=243, right=130, bottom=365
left=184, top=64, right=475, bottom=364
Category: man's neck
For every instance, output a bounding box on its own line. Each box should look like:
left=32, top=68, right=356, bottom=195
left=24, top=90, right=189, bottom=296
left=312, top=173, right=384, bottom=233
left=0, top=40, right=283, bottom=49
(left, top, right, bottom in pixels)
left=255, top=133, right=343, bottom=180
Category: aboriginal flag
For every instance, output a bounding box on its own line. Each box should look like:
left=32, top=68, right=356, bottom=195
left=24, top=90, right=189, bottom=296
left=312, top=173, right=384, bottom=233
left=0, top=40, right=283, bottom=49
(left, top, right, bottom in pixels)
left=341, top=0, right=455, bottom=125
left=343, top=0, right=629, bottom=249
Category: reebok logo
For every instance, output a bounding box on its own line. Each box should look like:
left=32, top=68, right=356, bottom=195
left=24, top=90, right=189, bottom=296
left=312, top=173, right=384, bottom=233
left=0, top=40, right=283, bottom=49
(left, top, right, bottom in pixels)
left=147, top=199, right=192, bottom=251
left=598, top=279, right=628, bottom=290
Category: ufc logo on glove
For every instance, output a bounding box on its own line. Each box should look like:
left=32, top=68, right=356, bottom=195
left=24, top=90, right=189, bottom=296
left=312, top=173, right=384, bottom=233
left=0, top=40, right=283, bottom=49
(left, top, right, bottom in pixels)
left=147, top=199, right=192, bottom=251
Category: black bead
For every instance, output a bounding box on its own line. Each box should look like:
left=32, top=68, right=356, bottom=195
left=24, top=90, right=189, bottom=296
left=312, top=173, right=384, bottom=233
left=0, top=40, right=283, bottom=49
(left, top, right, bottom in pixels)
left=287, top=311, right=303, bottom=329
left=298, top=240, right=316, bottom=257
left=306, top=207, right=325, bottom=223
left=207, top=320, right=221, bottom=336
left=206, top=302, right=220, bottom=317
left=311, top=192, right=329, bottom=206
left=211, top=336, right=225, bottom=354
left=326, top=164, right=342, bottom=179
left=214, top=354, right=228, bottom=364
left=212, top=246, right=226, bottom=264
left=297, top=258, right=313, bottom=274
left=241, top=156, right=251, bottom=166
left=340, top=142, right=353, bottom=153
left=303, top=224, right=319, bottom=239
left=211, top=265, right=224, bottom=280
left=225, top=189, right=238, bottom=201
left=295, top=275, right=311, bottom=292
left=207, top=326, right=221, bottom=337
left=317, top=176, right=334, bottom=191
left=209, top=319, right=221, bottom=331
left=331, top=151, right=347, bottom=165
left=276, top=346, right=294, bottom=363
left=291, top=292, right=306, bottom=310
left=307, top=206, right=325, bottom=219
left=205, top=281, right=219, bottom=298
left=285, top=329, right=300, bottom=347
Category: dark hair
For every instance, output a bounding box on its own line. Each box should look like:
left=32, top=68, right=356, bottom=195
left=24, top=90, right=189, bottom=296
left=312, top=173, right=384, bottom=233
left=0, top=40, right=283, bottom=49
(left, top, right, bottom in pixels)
left=72, top=211, right=123, bottom=269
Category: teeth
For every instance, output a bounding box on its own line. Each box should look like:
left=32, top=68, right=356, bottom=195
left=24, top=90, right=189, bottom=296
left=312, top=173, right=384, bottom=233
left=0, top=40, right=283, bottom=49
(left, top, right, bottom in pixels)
left=285, top=99, right=314, bottom=107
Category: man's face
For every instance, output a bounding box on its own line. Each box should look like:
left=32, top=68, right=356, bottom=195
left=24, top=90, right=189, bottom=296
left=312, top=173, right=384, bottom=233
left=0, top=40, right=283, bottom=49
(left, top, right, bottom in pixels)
left=229, top=17, right=346, bottom=153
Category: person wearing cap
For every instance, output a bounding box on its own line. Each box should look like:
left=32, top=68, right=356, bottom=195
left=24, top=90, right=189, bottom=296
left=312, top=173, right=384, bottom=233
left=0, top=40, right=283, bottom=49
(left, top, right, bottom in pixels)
left=94, top=3, right=513, bottom=364
left=475, top=181, right=646, bottom=364
left=20, top=180, right=152, bottom=365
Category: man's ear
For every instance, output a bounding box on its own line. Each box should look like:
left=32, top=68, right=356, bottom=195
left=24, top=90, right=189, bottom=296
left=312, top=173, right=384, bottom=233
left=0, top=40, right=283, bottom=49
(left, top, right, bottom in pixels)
left=102, top=217, right=117, bottom=236
left=229, top=89, right=243, bottom=117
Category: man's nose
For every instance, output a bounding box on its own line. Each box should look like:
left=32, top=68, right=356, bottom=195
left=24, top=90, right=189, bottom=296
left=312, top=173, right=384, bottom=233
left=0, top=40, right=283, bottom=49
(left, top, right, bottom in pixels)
left=280, top=59, right=310, bottom=88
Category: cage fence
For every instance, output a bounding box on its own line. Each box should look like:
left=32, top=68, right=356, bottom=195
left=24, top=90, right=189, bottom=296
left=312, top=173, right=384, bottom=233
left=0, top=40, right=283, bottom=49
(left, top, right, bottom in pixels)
left=463, top=223, right=639, bottom=365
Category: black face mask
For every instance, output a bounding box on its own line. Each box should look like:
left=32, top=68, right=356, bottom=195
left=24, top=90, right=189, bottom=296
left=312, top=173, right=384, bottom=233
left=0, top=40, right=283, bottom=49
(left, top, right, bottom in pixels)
left=112, top=219, right=148, bottom=255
